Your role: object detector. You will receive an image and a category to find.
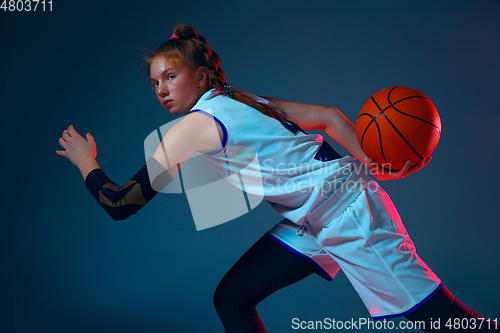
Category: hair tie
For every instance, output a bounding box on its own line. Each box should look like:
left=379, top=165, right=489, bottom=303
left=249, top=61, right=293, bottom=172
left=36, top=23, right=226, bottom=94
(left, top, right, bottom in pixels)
left=221, top=84, right=236, bottom=98
left=170, top=35, right=181, bottom=39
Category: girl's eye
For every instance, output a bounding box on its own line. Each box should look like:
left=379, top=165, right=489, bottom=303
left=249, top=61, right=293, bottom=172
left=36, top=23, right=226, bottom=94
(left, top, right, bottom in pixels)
left=168, top=74, right=175, bottom=80
left=153, top=82, right=159, bottom=87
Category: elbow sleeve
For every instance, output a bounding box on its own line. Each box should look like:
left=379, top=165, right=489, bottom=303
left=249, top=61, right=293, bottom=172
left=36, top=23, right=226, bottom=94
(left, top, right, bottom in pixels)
left=85, top=157, right=173, bottom=220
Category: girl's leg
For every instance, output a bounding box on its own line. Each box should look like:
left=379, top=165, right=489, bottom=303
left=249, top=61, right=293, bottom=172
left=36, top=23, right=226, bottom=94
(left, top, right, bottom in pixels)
left=213, top=234, right=317, bottom=333
left=405, top=285, right=499, bottom=332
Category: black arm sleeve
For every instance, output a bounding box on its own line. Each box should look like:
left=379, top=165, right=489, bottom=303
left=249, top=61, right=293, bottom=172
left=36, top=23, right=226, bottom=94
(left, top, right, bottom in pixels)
left=85, top=157, right=173, bottom=221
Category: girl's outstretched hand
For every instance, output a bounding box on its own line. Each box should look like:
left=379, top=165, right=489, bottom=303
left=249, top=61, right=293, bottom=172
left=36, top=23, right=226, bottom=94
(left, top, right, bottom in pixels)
left=366, top=156, right=432, bottom=181
left=56, top=125, right=99, bottom=179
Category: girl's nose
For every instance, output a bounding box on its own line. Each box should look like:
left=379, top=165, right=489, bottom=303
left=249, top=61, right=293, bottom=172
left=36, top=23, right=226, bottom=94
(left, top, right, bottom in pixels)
left=157, top=82, right=168, bottom=96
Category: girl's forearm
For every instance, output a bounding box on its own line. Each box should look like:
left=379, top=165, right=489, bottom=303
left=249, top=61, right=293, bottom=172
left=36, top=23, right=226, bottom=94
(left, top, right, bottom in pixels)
left=324, top=108, right=371, bottom=168
left=78, top=158, right=101, bottom=181
left=324, top=107, right=426, bottom=180
left=84, top=157, right=172, bottom=221
left=265, top=97, right=371, bottom=167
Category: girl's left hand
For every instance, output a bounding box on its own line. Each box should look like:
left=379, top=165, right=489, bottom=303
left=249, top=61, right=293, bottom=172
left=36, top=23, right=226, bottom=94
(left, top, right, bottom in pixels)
left=367, top=156, right=432, bottom=181
left=56, top=125, right=97, bottom=168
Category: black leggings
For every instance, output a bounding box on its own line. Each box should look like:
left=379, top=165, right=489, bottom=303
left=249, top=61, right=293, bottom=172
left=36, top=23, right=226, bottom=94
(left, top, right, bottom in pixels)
left=214, top=234, right=498, bottom=332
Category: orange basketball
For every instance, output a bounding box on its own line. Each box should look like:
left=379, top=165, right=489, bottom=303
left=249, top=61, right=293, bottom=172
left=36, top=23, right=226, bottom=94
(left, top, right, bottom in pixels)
left=356, top=86, right=441, bottom=170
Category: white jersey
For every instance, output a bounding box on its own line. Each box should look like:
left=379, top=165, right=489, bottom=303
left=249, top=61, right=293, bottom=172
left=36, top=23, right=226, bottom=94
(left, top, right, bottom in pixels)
left=189, top=89, right=355, bottom=225
left=189, top=89, right=441, bottom=320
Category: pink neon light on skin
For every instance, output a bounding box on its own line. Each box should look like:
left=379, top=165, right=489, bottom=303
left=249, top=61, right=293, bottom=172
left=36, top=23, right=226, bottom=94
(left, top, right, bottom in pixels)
left=171, top=35, right=181, bottom=39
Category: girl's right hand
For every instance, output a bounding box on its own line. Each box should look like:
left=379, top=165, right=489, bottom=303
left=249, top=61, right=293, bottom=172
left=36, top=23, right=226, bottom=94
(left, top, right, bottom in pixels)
left=56, top=125, right=99, bottom=179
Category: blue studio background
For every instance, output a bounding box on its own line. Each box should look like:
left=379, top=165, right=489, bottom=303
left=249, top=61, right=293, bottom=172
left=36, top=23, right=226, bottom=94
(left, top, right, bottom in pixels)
left=1, top=1, right=499, bottom=332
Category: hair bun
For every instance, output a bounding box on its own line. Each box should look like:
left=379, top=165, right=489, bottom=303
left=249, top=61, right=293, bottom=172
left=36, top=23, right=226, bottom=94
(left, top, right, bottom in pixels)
left=173, top=25, right=198, bottom=40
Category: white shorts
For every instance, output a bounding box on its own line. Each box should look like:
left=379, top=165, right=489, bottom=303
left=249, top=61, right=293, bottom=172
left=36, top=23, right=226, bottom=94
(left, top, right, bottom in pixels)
left=267, top=165, right=442, bottom=319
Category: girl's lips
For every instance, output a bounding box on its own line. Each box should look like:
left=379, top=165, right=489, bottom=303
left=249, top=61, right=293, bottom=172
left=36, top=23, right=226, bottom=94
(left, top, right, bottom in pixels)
left=164, top=100, right=173, bottom=107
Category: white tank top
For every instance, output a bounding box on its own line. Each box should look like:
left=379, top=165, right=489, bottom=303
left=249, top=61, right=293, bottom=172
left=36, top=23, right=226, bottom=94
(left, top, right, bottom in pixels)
left=189, top=89, right=357, bottom=225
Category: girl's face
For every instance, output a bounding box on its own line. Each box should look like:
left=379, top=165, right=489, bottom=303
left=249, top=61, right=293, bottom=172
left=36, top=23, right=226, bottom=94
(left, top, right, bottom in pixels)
left=149, top=56, right=207, bottom=115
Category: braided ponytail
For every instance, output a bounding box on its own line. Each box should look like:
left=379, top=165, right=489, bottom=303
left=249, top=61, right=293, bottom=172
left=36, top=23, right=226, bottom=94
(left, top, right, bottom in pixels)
left=143, top=25, right=287, bottom=122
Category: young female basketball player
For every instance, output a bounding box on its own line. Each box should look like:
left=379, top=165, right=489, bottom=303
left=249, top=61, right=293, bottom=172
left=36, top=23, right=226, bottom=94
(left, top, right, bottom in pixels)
left=56, top=25, right=498, bottom=332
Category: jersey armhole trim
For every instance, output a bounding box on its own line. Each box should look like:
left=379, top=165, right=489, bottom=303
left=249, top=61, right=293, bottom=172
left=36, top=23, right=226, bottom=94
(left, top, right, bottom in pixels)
left=186, top=109, right=228, bottom=155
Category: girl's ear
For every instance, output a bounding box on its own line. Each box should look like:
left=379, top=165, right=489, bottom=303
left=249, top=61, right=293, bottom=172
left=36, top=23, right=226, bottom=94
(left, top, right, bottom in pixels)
left=196, top=66, right=209, bottom=87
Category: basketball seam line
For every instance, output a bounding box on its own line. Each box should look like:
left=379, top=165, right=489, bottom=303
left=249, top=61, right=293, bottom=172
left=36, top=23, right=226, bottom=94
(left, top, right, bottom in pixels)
left=384, top=87, right=423, bottom=163
left=387, top=101, right=440, bottom=131
left=385, top=87, right=428, bottom=161
left=381, top=112, right=423, bottom=161
left=386, top=87, right=438, bottom=130
left=358, top=87, right=429, bottom=169
left=359, top=99, right=389, bottom=166
left=359, top=113, right=375, bottom=149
